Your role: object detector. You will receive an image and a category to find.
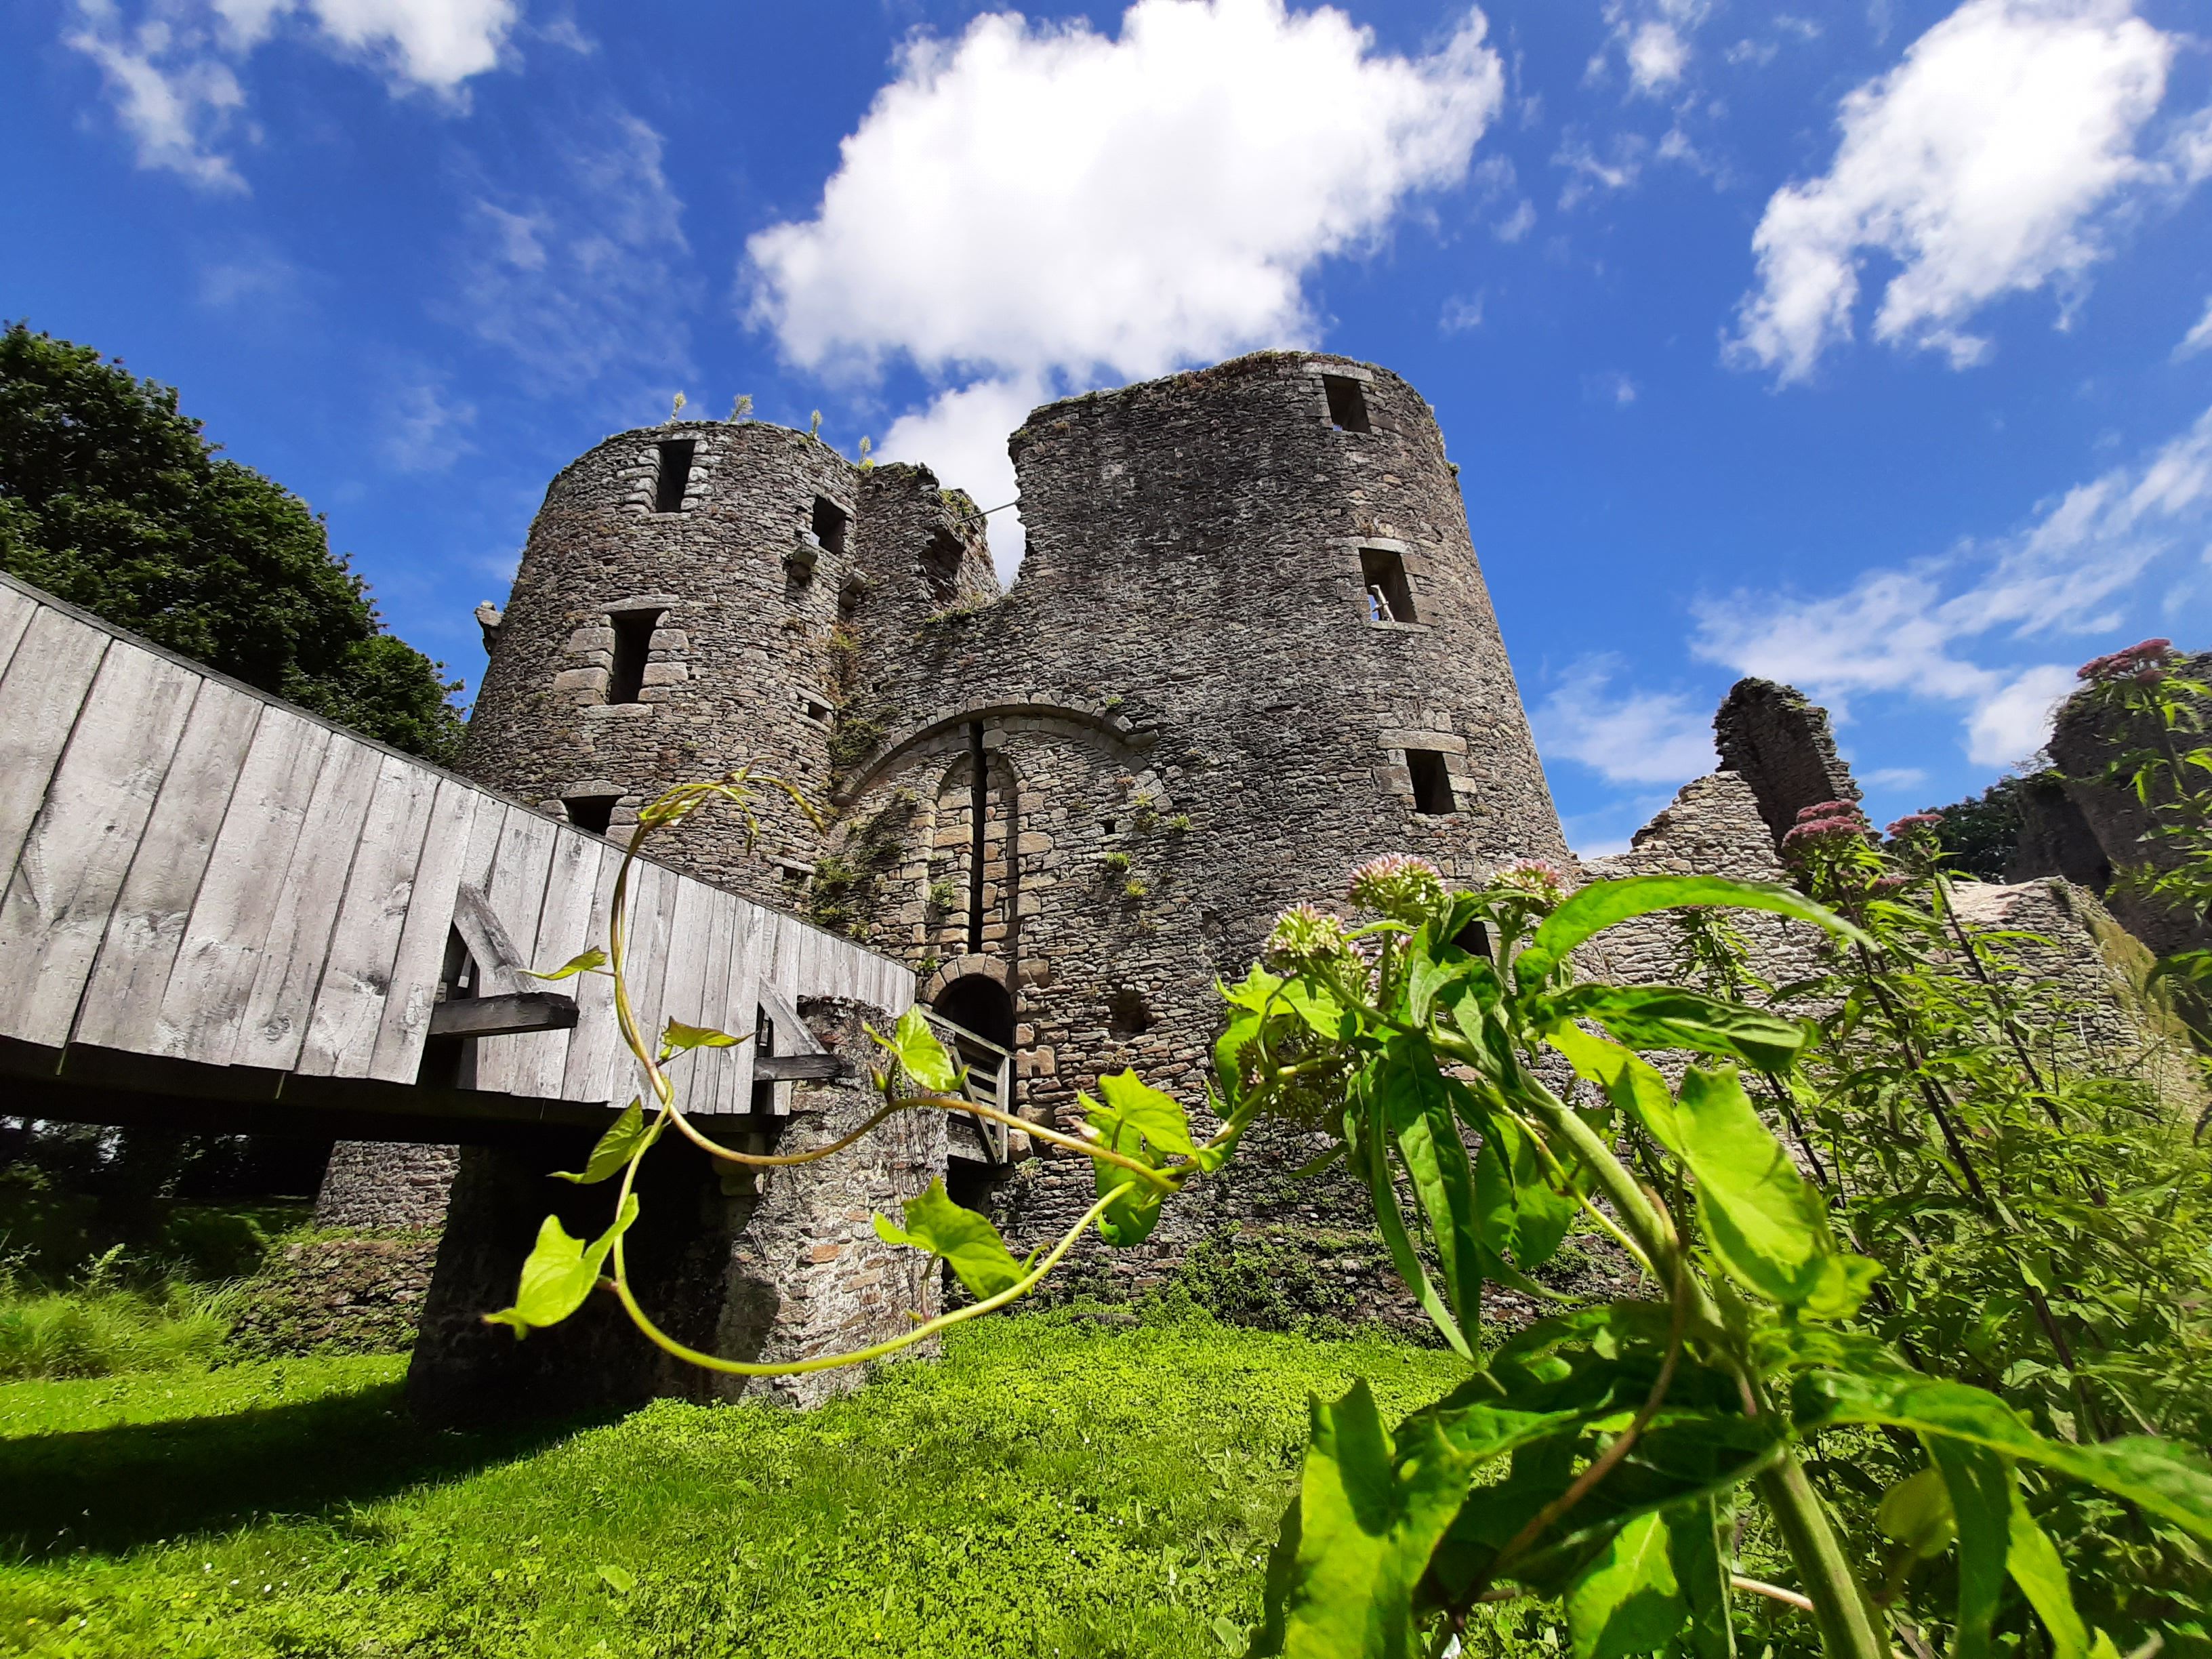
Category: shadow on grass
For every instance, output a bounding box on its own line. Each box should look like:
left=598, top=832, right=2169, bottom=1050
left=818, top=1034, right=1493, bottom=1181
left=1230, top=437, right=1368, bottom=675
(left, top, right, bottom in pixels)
left=0, top=1378, right=606, bottom=1561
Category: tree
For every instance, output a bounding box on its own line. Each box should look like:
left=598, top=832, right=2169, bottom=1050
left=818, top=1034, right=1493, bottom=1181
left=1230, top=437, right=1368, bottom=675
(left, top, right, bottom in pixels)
left=0, top=322, right=465, bottom=762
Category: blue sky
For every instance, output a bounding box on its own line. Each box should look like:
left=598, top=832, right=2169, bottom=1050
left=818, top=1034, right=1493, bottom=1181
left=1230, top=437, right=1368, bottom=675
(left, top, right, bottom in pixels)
left=5, top=0, right=2210, bottom=853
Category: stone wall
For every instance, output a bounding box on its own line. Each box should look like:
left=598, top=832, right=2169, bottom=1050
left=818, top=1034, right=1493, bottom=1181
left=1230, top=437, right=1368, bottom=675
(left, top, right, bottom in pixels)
left=313, top=1140, right=458, bottom=1230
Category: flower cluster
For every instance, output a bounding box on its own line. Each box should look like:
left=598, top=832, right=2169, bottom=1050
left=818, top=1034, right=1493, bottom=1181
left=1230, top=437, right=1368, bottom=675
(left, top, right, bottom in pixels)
left=1780, top=800, right=1872, bottom=861
left=1885, top=811, right=1944, bottom=842
left=1263, top=902, right=1355, bottom=971
left=1490, top=859, right=1569, bottom=905
left=2077, top=638, right=2173, bottom=686
left=1347, top=853, right=1446, bottom=923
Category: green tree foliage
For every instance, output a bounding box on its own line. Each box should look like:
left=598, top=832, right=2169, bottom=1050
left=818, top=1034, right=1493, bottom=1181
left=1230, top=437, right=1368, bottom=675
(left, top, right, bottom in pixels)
left=0, top=322, right=464, bottom=760
left=1925, top=774, right=2039, bottom=881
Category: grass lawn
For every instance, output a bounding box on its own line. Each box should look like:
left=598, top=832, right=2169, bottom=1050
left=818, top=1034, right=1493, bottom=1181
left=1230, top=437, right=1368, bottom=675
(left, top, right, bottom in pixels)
left=0, top=1309, right=1466, bottom=1658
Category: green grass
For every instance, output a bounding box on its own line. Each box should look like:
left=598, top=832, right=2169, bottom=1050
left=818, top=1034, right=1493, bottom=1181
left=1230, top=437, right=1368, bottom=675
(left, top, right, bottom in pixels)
left=0, top=1308, right=1467, bottom=1657
left=0, top=1282, right=238, bottom=1382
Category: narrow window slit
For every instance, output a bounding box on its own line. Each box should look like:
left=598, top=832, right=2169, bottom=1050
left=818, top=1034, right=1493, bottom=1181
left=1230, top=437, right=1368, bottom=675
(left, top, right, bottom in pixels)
left=654, top=440, right=695, bottom=513
left=1324, top=375, right=1370, bottom=433
left=1361, top=548, right=1417, bottom=624
left=1406, top=750, right=1454, bottom=815
left=607, top=608, right=663, bottom=705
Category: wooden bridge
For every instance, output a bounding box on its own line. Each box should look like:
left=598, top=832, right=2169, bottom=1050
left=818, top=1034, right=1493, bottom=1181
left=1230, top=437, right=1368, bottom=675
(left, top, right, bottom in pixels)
left=0, top=573, right=913, bottom=1143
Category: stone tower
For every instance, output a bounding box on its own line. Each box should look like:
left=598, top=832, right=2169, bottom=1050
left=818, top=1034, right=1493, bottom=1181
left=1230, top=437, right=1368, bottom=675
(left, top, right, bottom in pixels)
left=455, top=350, right=1566, bottom=1271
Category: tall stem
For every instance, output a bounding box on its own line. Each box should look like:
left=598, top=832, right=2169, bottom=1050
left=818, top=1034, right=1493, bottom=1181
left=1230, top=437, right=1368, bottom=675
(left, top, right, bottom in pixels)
left=1758, top=1456, right=1891, bottom=1659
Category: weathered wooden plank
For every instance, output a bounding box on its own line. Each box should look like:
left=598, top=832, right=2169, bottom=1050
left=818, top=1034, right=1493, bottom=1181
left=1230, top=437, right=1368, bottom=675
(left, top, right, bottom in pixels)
left=155, top=711, right=334, bottom=1064
left=679, top=888, right=739, bottom=1114
left=429, top=991, right=577, bottom=1038
left=506, top=827, right=604, bottom=1099
left=297, top=754, right=441, bottom=1077
left=654, top=877, right=714, bottom=1114
left=718, top=899, right=765, bottom=1116
left=471, top=808, right=558, bottom=1095
left=73, top=683, right=266, bottom=1054
left=0, top=607, right=110, bottom=888
left=0, top=644, right=201, bottom=1046
left=618, top=859, right=679, bottom=1091
left=234, top=735, right=384, bottom=1072
left=558, top=845, right=630, bottom=1105
left=367, top=778, right=484, bottom=1084
left=0, top=583, right=41, bottom=681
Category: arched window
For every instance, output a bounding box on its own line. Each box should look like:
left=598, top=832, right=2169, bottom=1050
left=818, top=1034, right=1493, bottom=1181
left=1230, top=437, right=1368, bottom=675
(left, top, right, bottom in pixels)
left=931, top=973, right=1014, bottom=1050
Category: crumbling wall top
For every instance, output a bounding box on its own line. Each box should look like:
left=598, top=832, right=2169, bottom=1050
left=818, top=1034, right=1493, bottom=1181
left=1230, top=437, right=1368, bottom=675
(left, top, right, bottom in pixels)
left=1713, top=678, right=1860, bottom=852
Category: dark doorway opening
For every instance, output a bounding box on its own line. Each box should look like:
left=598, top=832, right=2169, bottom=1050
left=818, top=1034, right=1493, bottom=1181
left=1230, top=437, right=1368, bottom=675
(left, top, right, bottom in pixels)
left=607, top=609, right=663, bottom=705
left=1323, top=375, right=1370, bottom=432
left=1406, top=750, right=1455, bottom=815
left=1360, top=548, right=1417, bottom=623
left=654, top=440, right=695, bottom=512
left=932, top=975, right=1014, bottom=1050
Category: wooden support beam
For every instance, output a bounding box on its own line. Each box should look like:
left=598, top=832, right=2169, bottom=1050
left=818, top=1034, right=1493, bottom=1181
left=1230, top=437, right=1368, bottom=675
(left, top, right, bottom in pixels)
left=751, top=1052, right=848, bottom=1083
left=428, top=991, right=578, bottom=1040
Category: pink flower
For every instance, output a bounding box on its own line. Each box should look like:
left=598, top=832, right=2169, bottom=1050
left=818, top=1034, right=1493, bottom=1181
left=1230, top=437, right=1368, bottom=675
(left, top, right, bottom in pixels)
left=1796, top=800, right=1863, bottom=823
left=2078, top=638, right=2175, bottom=683
left=1885, top=812, right=1944, bottom=839
left=1347, top=854, right=1446, bottom=922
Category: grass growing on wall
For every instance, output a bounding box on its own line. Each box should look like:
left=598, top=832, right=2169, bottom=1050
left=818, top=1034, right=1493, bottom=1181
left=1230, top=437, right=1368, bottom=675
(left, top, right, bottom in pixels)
left=0, top=1307, right=1466, bottom=1658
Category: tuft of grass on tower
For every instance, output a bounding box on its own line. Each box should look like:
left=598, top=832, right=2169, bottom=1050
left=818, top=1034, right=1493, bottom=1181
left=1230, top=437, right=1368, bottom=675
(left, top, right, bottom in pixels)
left=0, top=1302, right=1466, bottom=1658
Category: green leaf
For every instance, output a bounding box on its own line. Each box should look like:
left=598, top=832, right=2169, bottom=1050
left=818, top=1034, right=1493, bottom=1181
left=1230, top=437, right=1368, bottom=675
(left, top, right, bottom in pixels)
left=873, top=1006, right=959, bottom=1094
left=1565, top=1511, right=1685, bottom=1659
left=1375, top=1039, right=1485, bottom=1337
left=872, top=1178, right=1029, bottom=1299
left=659, top=1017, right=743, bottom=1056
left=1546, top=1023, right=1684, bottom=1154
left=1800, top=1372, right=2212, bottom=1544
left=1474, top=1113, right=1576, bottom=1272
left=1671, top=1498, right=1735, bottom=1659
left=1360, top=1078, right=1471, bottom=1360
left=483, top=1195, right=639, bottom=1336
left=1090, top=1069, right=1198, bottom=1161
left=1250, top=1380, right=1480, bottom=1659
left=2005, top=1502, right=2089, bottom=1659
left=1517, top=876, right=1866, bottom=993
left=1546, top=985, right=1809, bottom=1073
left=596, top=1563, right=634, bottom=1595
left=1927, top=1439, right=2011, bottom=1659
left=1676, top=1065, right=1874, bottom=1315
left=552, top=1099, right=662, bottom=1185
left=527, top=946, right=607, bottom=981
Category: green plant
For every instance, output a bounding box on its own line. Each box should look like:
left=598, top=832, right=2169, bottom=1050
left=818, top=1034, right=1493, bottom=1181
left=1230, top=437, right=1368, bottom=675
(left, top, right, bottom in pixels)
left=729, top=392, right=752, bottom=421
left=925, top=878, right=960, bottom=916
left=501, top=778, right=2212, bottom=1659
left=0, top=1269, right=237, bottom=1379
left=1123, top=878, right=1150, bottom=900
left=1101, top=851, right=1132, bottom=875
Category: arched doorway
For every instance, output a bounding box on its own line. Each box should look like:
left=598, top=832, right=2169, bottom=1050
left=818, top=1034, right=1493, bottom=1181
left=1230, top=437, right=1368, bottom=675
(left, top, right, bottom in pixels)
left=930, top=972, right=1014, bottom=1050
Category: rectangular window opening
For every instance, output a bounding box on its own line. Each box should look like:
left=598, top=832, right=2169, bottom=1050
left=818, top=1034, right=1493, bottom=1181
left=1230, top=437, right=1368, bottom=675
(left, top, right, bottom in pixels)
left=607, top=608, right=663, bottom=705
left=813, top=496, right=851, bottom=557
left=1406, top=750, right=1455, bottom=816
left=1324, top=375, right=1370, bottom=433
left=1360, top=548, right=1417, bottom=625
left=565, top=794, right=619, bottom=836
left=801, top=695, right=832, bottom=723
left=653, top=440, right=695, bottom=513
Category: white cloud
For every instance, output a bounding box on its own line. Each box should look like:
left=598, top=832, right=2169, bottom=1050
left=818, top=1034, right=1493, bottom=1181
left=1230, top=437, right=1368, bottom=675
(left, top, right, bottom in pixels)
left=1862, top=765, right=1929, bottom=790
left=446, top=112, right=693, bottom=393
left=1965, top=665, right=2076, bottom=766
left=1692, top=404, right=2212, bottom=758
left=880, top=375, right=1046, bottom=578
left=66, top=0, right=518, bottom=188
left=1554, top=131, right=1647, bottom=208
left=1728, top=0, right=2181, bottom=383
left=1593, top=0, right=1711, bottom=95
left=2177, top=295, right=2212, bottom=360
left=1584, top=371, right=1638, bottom=406
left=380, top=373, right=477, bottom=473
left=1440, top=292, right=1486, bottom=333
left=745, top=0, right=1502, bottom=565
left=750, top=0, right=1500, bottom=383
left=1533, top=656, right=1717, bottom=785
left=1493, top=199, right=1536, bottom=241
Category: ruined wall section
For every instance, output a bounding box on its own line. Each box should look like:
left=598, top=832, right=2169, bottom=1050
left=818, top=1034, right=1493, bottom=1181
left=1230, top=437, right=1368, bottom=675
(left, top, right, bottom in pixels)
left=462, top=420, right=861, bottom=901
left=1715, top=678, right=1860, bottom=853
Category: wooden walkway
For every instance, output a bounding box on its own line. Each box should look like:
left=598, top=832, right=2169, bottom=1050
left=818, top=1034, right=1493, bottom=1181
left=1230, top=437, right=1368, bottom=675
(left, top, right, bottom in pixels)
left=0, top=573, right=911, bottom=1139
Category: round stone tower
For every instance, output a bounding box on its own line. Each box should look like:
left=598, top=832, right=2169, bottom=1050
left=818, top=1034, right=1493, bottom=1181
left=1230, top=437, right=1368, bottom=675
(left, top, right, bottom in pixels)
left=462, top=419, right=866, bottom=900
